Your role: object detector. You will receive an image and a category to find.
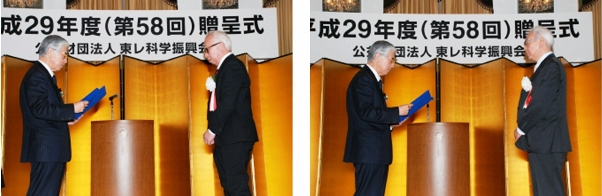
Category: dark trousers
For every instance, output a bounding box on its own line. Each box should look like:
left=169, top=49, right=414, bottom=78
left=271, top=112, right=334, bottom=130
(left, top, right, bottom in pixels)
left=353, top=162, right=389, bottom=196
left=214, top=141, right=255, bottom=196
left=528, top=152, right=567, bottom=196
left=27, top=162, right=66, bottom=196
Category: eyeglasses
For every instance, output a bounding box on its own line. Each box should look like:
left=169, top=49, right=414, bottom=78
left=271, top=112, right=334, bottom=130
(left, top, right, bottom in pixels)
left=204, top=42, right=221, bottom=54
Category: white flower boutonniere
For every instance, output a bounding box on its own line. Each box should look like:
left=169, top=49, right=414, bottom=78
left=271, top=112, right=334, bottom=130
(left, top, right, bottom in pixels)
left=58, top=88, right=64, bottom=97
left=206, top=75, right=216, bottom=92
left=521, top=76, right=532, bottom=92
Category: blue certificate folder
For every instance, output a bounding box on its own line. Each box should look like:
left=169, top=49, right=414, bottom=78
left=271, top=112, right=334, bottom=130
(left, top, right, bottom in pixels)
left=399, top=90, right=433, bottom=122
left=74, top=86, right=106, bottom=119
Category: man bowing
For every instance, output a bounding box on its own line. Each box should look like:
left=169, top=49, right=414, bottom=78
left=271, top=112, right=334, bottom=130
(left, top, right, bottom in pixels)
left=203, top=30, right=258, bottom=196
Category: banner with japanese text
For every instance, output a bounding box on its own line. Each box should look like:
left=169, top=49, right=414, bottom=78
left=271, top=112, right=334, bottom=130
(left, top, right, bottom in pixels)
left=310, top=12, right=594, bottom=64
left=1, top=8, right=278, bottom=61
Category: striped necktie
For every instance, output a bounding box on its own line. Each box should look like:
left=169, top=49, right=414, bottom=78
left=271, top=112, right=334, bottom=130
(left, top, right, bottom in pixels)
left=210, top=69, right=218, bottom=111
left=524, top=91, right=532, bottom=108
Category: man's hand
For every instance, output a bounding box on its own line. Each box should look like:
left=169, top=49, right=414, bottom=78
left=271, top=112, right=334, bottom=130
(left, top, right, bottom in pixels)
left=391, top=118, right=408, bottom=129
left=398, top=118, right=407, bottom=126
left=73, top=101, right=89, bottom=113
left=68, top=116, right=83, bottom=125
left=398, top=104, right=413, bottom=116
left=204, top=130, right=216, bottom=145
left=514, top=129, right=522, bottom=142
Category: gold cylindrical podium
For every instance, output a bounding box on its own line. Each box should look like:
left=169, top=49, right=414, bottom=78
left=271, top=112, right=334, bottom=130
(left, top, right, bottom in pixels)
left=407, top=122, right=469, bottom=196
left=91, top=120, right=155, bottom=196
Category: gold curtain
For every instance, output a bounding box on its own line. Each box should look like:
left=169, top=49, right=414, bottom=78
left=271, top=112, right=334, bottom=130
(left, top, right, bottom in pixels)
left=123, top=56, right=192, bottom=195
left=439, top=59, right=507, bottom=196
left=383, top=62, right=438, bottom=195
left=312, top=59, right=602, bottom=196
left=64, top=58, right=122, bottom=195
left=310, top=61, right=324, bottom=196
left=187, top=56, right=221, bottom=196
left=1, top=54, right=292, bottom=195
left=562, top=58, right=601, bottom=196
left=245, top=55, right=293, bottom=196
left=313, top=61, right=362, bottom=196
left=1, top=57, right=39, bottom=195
left=324, top=0, right=599, bottom=195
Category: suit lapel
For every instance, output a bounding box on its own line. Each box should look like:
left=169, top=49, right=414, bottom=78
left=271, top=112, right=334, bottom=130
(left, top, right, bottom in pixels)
left=361, top=66, right=386, bottom=104
left=34, top=62, right=63, bottom=103
left=518, top=54, right=556, bottom=119
left=530, top=54, right=555, bottom=82
left=214, top=54, right=235, bottom=102
left=215, top=54, right=235, bottom=83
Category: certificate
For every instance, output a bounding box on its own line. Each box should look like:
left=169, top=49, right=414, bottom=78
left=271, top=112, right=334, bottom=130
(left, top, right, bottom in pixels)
left=399, top=90, right=433, bottom=122
left=75, top=86, right=106, bottom=119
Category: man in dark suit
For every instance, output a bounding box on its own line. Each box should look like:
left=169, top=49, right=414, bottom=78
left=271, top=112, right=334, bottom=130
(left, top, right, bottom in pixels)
left=20, top=35, right=88, bottom=196
left=514, top=26, right=572, bottom=196
left=203, top=30, right=258, bottom=196
left=344, top=40, right=413, bottom=196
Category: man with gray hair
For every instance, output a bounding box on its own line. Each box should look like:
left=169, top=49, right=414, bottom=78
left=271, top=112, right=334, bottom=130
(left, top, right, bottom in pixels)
left=20, top=35, right=88, bottom=195
left=344, top=40, right=413, bottom=195
left=203, top=30, right=258, bottom=196
left=514, top=26, right=571, bottom=196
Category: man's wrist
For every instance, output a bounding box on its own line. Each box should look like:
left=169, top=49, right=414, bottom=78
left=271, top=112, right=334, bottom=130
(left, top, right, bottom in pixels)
left=516, top=127, right=525, bottom=135
left=207, top=129, right=215, bottom=135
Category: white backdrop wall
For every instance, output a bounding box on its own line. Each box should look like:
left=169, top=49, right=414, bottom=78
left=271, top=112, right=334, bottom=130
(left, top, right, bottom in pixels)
left=310, top=11, right=594, bottom=64
left=1, top=8, right=279, bottom=61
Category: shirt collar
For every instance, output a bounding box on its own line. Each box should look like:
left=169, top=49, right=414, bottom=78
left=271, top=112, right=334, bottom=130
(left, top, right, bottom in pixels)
left=217, top=52, right=233, bottom=70
left=365, top=63, right=381, bottom=82
left=534, top=52, right=553, bottom=73
left=38, top=60, right=54, bottom=77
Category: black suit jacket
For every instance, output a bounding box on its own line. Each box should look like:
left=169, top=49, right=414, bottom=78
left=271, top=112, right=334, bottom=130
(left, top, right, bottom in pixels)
left=515, top=54, right=571, bottom=154
left=344, top=66, right=400, bottom=165
left=207, top=54, right=258, bottom=145
left=20, top=61, right=75, bottom=163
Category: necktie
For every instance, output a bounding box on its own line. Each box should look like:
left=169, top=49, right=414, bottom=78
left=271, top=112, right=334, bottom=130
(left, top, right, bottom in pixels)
left=52, top=75, right=57, bottom=85
left=378, top=80, right=383, bottom=90
left=524, top=91, right=532, bottom=108
left=210, top=69, right=218, bottom=111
